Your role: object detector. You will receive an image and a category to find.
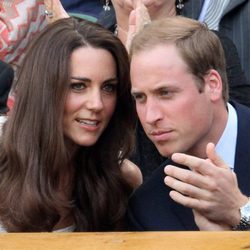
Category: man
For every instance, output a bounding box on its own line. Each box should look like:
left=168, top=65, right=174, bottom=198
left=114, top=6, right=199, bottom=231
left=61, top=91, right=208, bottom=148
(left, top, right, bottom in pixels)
left=111, top=0, right=250, bottom=181
left=128, top=16, right=250, bottom=231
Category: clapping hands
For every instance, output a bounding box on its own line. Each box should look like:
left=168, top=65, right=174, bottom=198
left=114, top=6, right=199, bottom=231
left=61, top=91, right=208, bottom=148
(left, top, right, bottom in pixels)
left=126, top=0, right=151, bottom=51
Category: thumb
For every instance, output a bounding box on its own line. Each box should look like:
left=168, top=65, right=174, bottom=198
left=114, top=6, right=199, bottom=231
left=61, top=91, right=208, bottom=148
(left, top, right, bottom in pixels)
left=135, top=3, right=151, bottom=33
left=206, top=142, right=228, bottom=169
left=133, top=0, right=143, bottom=9
left=128, top=9, right=136, bottom=33
left=126, top=10, right=137, bottom=51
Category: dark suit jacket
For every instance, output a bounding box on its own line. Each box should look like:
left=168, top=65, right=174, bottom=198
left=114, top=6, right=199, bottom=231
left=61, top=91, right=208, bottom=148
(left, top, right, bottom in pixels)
left=127, top=101, right=250, bottom=231
left=184, top=0, right=250, bottom=84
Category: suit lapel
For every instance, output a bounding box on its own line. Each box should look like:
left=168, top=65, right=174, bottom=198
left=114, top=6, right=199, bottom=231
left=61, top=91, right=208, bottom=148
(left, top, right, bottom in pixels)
left=232, top=102, right=250, bottom=196
left=223, top=0, right=247, bottom=15
left=170, top=200, right=198, bottom=230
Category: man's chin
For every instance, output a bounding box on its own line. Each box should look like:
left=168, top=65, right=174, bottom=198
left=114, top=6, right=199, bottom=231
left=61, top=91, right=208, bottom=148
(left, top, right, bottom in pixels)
left=154, top=143, right=173, bottom=158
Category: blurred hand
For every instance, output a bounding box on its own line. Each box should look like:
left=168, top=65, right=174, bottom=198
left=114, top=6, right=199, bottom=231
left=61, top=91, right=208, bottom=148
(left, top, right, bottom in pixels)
left=126, top=1, right=150, bottom=51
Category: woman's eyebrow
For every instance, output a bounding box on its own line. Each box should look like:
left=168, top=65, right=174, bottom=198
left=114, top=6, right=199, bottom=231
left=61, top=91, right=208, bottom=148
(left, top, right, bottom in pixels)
left=70, top=76, right=91, bottom=82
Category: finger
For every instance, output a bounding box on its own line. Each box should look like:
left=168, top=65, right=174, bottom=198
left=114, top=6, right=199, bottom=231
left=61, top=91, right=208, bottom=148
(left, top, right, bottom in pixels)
left=168, top=190, right=203, bottom=210
left=164, top=175, right=210, bottom=200
left=135, top=3, right=151, bottom=33
left=171, top=153, right=215, bottom=175
left=129, top=9, right=136, bottom=27
left=133, top=0, right=142, bottom=8
left=206, top=142, right=229, bottom=169
left=128, top=9, right=137, bottom=36
left=126, top=10, right=136, bottom=51
left=164, top=165, right=214, bottom=190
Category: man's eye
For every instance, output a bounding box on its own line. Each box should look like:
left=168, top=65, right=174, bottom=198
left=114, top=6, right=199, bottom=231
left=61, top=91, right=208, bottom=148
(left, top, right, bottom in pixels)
left=159, top=89, right=173, bottom=97
left=133, top=94, right=145, bottom=103
left=102, top=83, right=117, bottom=93
left=161, top=90, right=169, bottom=96
left=70, top=82, right=86, bottom=91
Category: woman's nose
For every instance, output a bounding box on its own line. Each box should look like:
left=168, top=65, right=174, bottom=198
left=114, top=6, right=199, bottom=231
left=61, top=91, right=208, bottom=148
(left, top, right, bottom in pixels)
left=86, top=90, right=104, bottom=112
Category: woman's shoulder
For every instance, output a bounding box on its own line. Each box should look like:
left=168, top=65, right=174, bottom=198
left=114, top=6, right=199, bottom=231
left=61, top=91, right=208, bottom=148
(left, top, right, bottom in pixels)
left=121, top=159, right=143, bottom=190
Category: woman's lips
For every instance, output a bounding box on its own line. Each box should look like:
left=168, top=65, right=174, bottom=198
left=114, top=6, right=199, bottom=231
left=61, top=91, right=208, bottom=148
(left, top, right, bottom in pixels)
left=76, top=118, right=100, bottom=131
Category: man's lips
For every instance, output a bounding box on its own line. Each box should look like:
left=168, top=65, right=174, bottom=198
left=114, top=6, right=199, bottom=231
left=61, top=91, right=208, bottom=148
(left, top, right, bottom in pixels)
left=149, top=129, right=174, bottom=142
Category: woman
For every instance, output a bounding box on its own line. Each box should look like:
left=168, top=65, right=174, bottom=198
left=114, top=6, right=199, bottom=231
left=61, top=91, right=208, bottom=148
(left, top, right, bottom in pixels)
left=0, top=17, right=140, bottom=232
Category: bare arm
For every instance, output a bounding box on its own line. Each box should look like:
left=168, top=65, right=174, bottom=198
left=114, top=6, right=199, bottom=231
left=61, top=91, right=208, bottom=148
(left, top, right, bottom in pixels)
left=44, top=0, right=69, bottom=24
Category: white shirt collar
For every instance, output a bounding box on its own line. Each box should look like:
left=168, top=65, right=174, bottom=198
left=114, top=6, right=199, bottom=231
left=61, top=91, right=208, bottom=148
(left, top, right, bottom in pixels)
left=215, top=103, right=237, bottom=171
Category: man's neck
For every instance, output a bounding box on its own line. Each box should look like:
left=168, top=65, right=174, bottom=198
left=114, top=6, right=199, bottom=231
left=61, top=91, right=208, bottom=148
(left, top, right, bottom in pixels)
left=187, top=102, right=229, bottom=159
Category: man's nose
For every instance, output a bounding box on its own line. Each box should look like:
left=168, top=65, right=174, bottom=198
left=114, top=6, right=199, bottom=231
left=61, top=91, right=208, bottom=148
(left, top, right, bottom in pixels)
left=144, top=98, right=163, bottom=125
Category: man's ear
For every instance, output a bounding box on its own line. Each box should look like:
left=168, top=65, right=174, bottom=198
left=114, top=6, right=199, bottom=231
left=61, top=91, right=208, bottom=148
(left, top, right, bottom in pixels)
left=204, top=69, right=223, bottom=102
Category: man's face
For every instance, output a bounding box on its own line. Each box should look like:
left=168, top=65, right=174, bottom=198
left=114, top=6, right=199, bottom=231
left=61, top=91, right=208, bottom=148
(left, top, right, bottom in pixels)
left=131, top=44, right=216, bottom=157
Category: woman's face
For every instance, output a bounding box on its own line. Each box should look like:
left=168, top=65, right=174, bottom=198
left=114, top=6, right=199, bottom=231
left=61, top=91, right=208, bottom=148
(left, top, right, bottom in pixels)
left=63, top=46, right=117, bottom=146
left=111, top=0, right=176, bottom=19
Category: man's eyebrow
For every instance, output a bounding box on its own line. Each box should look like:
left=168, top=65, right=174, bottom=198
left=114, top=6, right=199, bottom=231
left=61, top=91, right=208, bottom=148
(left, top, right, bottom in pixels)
left=131, top=89, right=141, bottom=95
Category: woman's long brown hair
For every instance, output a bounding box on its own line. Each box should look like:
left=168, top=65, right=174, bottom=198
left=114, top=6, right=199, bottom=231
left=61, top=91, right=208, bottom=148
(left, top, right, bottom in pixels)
left=0, top=17, right=135, bottom=232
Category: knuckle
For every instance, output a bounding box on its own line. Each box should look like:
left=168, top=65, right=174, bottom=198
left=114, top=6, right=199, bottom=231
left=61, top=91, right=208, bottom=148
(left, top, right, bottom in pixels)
left=180, top=185, right=189, bottom=195
left=183, top=172, right=193, bottom=183
left=208, top=180, right=217, bottom=191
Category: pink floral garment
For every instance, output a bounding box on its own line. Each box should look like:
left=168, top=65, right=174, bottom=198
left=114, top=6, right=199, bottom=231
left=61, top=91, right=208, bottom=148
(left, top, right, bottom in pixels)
left=0, top=0, right=47, bottom=66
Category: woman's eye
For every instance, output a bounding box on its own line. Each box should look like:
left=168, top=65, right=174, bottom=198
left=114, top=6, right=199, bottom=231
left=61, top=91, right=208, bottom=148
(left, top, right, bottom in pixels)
left=102, top=83, right=117, bottom=93
left=70, top=82, right=86, bottom=91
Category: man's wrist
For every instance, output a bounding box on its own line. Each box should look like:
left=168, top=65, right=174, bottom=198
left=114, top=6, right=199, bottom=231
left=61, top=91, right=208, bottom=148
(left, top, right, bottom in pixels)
left=232, top=197, right=250, bottom=230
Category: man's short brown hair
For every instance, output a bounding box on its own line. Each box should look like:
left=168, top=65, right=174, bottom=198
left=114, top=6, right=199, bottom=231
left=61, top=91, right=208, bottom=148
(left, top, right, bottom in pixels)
left=130, top=16, right=229, bottom=102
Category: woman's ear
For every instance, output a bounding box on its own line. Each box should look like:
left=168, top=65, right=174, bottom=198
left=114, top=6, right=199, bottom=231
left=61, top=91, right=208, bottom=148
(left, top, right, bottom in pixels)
left=204, top=69, right=223, bottom=102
